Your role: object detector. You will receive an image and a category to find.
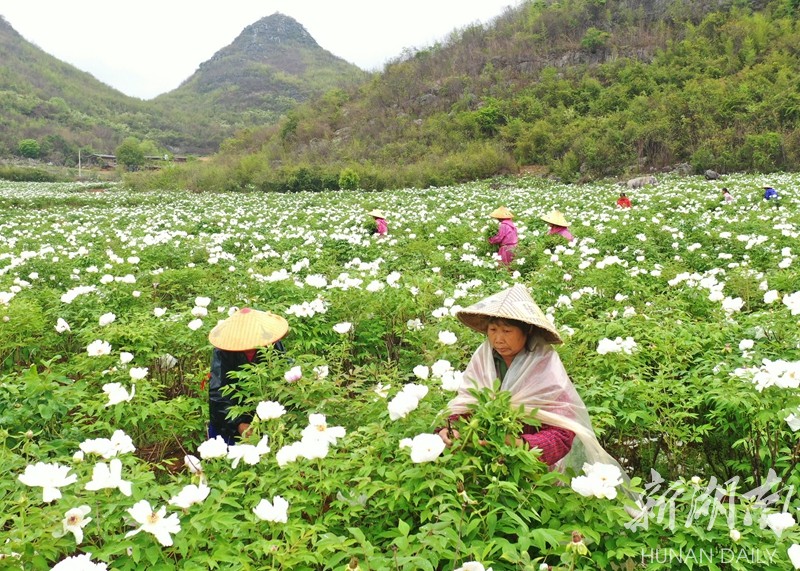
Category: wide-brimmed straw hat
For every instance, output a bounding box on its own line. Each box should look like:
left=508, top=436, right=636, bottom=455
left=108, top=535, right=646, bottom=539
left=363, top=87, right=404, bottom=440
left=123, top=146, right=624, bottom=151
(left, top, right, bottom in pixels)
left=540, top=210, right=570, bottom=227
left=368, top=209, right=386, bottom=218
left=456, top=284, right=563, bottom=344
left=208, top=307, right=289, bottom=351
left=489, top=206, right=513, bottom=219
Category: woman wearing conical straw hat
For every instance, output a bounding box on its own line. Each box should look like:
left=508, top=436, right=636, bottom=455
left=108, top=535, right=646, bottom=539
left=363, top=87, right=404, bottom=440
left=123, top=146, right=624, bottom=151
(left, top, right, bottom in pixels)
left=437, top=284, right=623, bottom=474
left=541, top=210, right=574, bottom=242
left=488, top=206, right=518, bottom=266
left=206, top=307, right=289, bottom=444
left=368, top=209, right=388, bottom=236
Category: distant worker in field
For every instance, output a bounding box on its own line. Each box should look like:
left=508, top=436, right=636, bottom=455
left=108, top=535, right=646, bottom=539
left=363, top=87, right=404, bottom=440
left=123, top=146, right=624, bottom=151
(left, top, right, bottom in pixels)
left=722, top=188, right=734, bottom=203
left=207, top=308, right=289, bottom=445
left=540, top=210, right=574, bottom=242
left=368, top=209, right=388, bottom=235
left=488, top=206, right=518, bottom=266
left=763, top=186, right=779, bottom=201
left=616, top=192, right=632, bottom=208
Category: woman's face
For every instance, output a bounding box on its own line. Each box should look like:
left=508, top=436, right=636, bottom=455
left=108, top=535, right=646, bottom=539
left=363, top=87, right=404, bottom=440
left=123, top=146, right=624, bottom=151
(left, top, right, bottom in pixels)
left=487, top=321, right=527, bottom=362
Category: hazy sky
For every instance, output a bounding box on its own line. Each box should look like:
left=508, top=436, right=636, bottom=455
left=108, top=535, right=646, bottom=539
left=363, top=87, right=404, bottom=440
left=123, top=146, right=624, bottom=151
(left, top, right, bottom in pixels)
left=0, top=0, right=523, bottom=100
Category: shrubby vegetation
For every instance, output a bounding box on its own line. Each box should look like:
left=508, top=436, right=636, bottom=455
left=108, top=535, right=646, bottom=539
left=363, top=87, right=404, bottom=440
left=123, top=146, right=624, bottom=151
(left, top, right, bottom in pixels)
left=126, top=0, right=800, bottom=192
left=0, top=174, right=798, bottom=569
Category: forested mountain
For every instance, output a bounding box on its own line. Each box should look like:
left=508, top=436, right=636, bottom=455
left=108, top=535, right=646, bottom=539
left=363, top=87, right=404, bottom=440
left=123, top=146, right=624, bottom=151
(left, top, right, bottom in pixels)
left=154, top=13, right=367, bottom=142
left=0, top=13, right=366, bottom=161
left=3, top=0, right=800, bottom=189
left=131, top=0, right=799, bottom=192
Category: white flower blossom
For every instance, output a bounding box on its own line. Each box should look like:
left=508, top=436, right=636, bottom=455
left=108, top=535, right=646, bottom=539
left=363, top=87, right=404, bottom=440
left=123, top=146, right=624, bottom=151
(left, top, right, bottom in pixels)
left=125, top=499, right=181, bottom=546
left=570, top=462, right=624, bottom=499
left=86, top=339, right=112, bottom=357
left=102, top=382, right=135, bottom=407
left=168, top=483, right=211, bottom=509
left=57, top=506, right=92, bottom=544
left=253, top=495, right=289, bottom=523
left=438, top=330, right=457, bottom=345
left=197, top=436, right=229, bottom=459
left=98, top=312, right=116, bottom=326
left=51, top=554, right=107, bottom=571
left=256, top=400, right=286, bottom=420
left=18, top=462, right=77, bottom=503
left=284, top=365, right=302, bottom=382
left=400, top=433, right=446, bottom=463
left=85, top=458, right=132, bottom=496
left=333, top=321, right=352, bottom=334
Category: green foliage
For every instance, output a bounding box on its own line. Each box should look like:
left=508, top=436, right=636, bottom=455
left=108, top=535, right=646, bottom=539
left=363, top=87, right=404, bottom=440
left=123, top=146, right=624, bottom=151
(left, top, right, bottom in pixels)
left=580, top=27, right=611, bottom=52
left=115, top=138, right=146, bottom=171
left=17, top=138, right=40, bottom=159
left=338, top=168, right=360, bottom=190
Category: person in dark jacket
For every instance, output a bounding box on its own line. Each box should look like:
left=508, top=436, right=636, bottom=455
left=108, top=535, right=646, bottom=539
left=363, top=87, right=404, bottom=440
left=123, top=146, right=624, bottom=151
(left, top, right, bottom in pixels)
left=207, top=307, right=289, bottom=444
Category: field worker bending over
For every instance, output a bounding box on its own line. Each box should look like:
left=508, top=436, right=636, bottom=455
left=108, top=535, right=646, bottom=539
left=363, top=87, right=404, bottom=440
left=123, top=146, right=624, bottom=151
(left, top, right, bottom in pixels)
left=437, top=284, right=621, bottom=472
left=541, top=210, right=574, bottom=242
left=488, top=206, right=518, bottom=266
left=207, top=308, right=289, bottom=444
left=368, top=209, right=388, bottom=235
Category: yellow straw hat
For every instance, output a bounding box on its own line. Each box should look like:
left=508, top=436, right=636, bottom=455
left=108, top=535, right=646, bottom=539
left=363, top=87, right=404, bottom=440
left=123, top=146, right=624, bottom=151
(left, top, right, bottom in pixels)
left=540, top=210, right=570, bottom=227
left=208, top=308, right=289, bottom=351
left=368, top=209, right=386, bottom=218
left=489, top=206, right=513, bottom=219
left=456, top=284, right=563, bottom=344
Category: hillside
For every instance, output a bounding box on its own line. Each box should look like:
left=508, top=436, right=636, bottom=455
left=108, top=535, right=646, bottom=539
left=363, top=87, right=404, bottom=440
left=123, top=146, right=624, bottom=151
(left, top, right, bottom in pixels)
left=154, top=13, right=367, bottom=153
left=0, top=13, right=367, bottom=162
left=141, top=0, right=799, bottom=192
left=0, top=16, right=163, bottom=162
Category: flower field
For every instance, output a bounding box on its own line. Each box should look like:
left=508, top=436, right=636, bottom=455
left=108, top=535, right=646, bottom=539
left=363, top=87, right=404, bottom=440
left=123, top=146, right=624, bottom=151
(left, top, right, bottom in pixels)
left=1, top=174, right=799, bottom=570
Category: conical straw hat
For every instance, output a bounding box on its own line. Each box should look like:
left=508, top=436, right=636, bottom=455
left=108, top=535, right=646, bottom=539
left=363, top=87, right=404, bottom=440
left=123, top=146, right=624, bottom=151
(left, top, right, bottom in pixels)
left=456, top=284, right=563, bottom=344
left=490, top=206, right=513, bottom=219
left=368, top=209, right=386, bottom=218
left=208, top=307, right=289, bottom=351
left=540, top=210, right=570, bottom=227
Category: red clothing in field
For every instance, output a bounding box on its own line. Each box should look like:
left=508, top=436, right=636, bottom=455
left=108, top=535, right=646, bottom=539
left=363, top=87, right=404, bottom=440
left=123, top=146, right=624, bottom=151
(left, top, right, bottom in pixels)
left=616, top=196, right=632, bottom=208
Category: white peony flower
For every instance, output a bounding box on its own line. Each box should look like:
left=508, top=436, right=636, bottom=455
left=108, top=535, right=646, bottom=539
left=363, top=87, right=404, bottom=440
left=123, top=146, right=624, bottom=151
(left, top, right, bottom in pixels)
left=86, top=339, right=112, bottom=356
left=58, top=505, right=92, bottom=544
left=129, top=367, right=148, bottom=380
left=18, top=462, right=77, bottom=503
left=119, top=351, right=134, bottom=364
left=125, top=499, right=181, bottom=546
left=168, top=483, right=211, bottom=509
left=84, top=458, right=132, bottom=496
left=253, top=495, right=289, bottom=523
left=256, top=400, right=286, bottom=420
left=570, top=462, right=624, bottom=500
left=333, top=321, right=352, bottom=334
left=51, top=554, right=107, bottom=570
left=764, top=511, right=796, bottom=537
left=55, top=318, right=71, bottom=333
left=187, top=318, right=204, bottom=331
left=284, top=365, right=302, bottom=382
left=102, top=382, right=135, bottom=407
left=98, top=312, right=116, bottom=326
left=412, top=365, right=430, bottom=380
left=788, top=544, right=800, bottom=569
left=400, top=433, right=446, bottom=463
left=438, top=330, right=458, bottom=345
left=197, top=436, right=229, bottom=459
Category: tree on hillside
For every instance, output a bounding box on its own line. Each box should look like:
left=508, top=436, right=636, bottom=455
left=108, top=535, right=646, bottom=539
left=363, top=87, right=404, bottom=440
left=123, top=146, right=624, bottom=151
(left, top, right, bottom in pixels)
left=115, top=138, right=145, bottom=171
left=17, top=139, right=40, bottom=159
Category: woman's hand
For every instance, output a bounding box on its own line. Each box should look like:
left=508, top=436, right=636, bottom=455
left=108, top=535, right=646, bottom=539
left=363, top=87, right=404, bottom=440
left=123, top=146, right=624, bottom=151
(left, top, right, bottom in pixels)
left=437, top=427, right=460, bottom=447
left=238, top=422, right=253, bottom=438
